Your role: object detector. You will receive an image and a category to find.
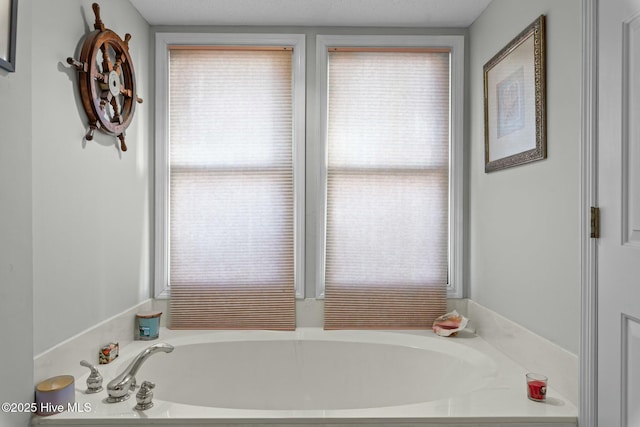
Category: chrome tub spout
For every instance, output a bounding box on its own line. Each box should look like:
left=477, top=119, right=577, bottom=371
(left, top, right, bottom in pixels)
left=106, top=342, right=174, bottom=403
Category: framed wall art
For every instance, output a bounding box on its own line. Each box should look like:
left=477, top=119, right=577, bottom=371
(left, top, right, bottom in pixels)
left=0, top=0, right=17, bottom=72
left=484, top=15, right=546, bottom=173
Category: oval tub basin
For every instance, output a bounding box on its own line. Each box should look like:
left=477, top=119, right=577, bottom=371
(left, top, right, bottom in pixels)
left=136, top=330, right=497, bottom=410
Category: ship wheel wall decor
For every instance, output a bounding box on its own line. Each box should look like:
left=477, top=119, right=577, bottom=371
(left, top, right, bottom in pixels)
left=67, top=3, right=142, bottom=152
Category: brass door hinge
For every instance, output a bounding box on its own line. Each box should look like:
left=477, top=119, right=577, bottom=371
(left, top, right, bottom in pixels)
left=590, top=207, right=600, bottom=238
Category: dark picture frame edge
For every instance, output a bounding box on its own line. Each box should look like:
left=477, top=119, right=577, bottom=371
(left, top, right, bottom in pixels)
left=0, top=0, right=18, bottom=72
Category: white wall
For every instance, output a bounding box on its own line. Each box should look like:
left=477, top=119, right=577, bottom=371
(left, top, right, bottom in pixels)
left=32, top=0, right=152, bottom=355
left=469, top=0, right=581, bottom=354
left=0, top=0, right=33, bottom=425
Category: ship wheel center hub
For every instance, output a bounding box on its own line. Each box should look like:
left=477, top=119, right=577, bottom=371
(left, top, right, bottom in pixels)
left=107, top=71, right=120, bottom=96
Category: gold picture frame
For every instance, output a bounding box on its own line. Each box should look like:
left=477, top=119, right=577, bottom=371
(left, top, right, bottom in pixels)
left=484, top=15, right=546, bottom=173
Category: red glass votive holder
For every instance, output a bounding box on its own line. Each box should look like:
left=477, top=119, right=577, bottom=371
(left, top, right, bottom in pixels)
left=526, top=373, right=548, bottom=402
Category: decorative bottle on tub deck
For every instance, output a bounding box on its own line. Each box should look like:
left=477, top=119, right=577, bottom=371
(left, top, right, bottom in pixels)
left=136, top=311, right=162, bottom=340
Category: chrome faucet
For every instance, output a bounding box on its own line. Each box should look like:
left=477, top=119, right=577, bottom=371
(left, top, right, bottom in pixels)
left=106, top=342, right=174, bottom=403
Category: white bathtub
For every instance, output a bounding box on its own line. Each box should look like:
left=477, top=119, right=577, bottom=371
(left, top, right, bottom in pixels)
left=32, top=328, right=577, bottom=426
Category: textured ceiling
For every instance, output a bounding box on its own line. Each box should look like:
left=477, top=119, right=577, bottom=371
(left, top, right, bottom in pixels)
left=129, top=0, right=492, bottom=27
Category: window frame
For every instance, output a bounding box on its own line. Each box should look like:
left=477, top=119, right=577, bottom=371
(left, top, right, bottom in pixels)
left=154, top=33, right=306, bottom=299
left=315, top=34, right=465, bottom=299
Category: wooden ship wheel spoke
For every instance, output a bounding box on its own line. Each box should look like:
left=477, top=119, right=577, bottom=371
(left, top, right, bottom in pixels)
left=110, top=97, right=123, bottom=124
left=66, top=3, right=142, bottom=151
left=100, top=43, right=114, bottom=73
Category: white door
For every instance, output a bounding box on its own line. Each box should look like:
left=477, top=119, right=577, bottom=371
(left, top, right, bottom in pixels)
left=598, top=0, right=640, bottom=425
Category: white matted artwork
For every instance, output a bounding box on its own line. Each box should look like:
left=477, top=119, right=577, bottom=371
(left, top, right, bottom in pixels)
left=484, top=15, right=546, bottom=172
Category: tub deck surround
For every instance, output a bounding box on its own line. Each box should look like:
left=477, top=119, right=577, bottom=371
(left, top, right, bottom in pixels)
left=34, top=300, right=155, bottom=385
left=463, top=300, right=579, bottom=405
left=31, top=328, right=577, bottom=427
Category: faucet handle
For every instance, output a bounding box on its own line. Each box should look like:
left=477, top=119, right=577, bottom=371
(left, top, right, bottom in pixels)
left=135, top=381, right=155, bottom=411
left=80, top=360, right=103, bottom=393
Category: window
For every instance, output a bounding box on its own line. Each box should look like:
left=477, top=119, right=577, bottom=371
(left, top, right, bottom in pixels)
left=155, top=34, right=305, bottom=328
left=155, top=33, right=464, bottom=327
left=316, top=35, right=464, bottom=313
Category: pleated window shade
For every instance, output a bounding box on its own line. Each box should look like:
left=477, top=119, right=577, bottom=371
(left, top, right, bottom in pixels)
left=324, top=50, right=450, bottom=329
left=168, top=48, right=295, bottom=330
